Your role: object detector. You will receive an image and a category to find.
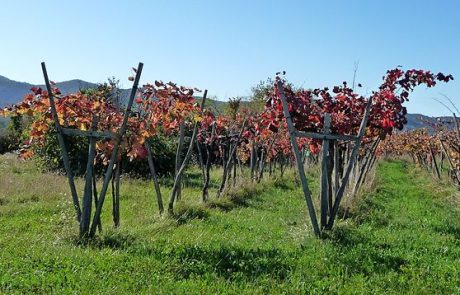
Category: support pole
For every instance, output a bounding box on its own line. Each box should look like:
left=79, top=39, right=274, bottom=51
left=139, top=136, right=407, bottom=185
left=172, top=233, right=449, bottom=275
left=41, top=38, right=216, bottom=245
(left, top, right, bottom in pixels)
left=145, top=142, right=163, bottom=215
left=41, top=62, right=82, bottom=222
left=326, top=97, right=372, bottom=230
left=320, top=114, right=331, bottom=229
left=89, top=62, right=143, bottom=237
left=80, top=133, right=97, bottom=237
left=277, top=81, right=321, bottom=237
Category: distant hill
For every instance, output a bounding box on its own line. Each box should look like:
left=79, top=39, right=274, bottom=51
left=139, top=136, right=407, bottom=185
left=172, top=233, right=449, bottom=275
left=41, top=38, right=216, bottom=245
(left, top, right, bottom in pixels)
left=404, top=113, right=434, bottom=131
left=404, top=113, right=456, bottom=132
left=0, top=75, right=99, bottom=107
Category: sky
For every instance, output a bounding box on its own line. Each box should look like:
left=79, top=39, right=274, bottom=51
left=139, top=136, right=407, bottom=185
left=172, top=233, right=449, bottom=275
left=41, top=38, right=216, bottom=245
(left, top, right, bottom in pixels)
left=0, top=0, right=459, bottom=116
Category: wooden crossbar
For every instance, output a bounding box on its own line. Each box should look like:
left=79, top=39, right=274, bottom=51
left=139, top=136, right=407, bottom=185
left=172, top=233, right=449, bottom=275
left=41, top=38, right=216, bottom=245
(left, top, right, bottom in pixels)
left=295, top=130, right=358, bottom=142
left=61, top=128, right=117, bottom=139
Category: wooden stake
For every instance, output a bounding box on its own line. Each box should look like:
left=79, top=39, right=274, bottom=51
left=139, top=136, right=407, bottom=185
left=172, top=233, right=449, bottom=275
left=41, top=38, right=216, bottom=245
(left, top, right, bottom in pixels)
left=112, top=162, right=121, bottom=228
left=277, top=81, right=321, bottom=237
left=429, top=145, right=441, bottom=179
left=174, top=121, right=185, bottom=201
left=216, top=119, right=247, bottom=198
left=41, top=62, right=82, bottom=222
left=320, top=114, right=331, bottom=229
left=440, top=139, right=460, bottom=185
left=145, top=142, right=163, bottom=215
left=333, top=140, right=340, bottom=209
left=80, top=129, right=97, bottom=237
left=202, top=124, right=216, bottom=202
left=168, top=90, right=208, bottom=213
left=89, top=62, right=143, bottom=237
left=326, top=97, right=373, bottom=229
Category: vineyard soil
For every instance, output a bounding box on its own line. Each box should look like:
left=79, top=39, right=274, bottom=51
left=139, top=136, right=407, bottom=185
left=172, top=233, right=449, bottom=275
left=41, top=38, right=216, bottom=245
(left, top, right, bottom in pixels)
left=0, top=154, right=459, bottom=293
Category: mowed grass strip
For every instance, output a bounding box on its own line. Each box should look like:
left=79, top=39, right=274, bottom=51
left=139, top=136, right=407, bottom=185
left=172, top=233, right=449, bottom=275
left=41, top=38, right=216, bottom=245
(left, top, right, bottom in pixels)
left=0, top=155, right=459, bottom=293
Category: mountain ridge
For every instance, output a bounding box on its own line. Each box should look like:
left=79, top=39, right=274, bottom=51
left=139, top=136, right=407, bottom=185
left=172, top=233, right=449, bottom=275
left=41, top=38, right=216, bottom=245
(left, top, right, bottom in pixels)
left=0, top=75, right=99, bottom=107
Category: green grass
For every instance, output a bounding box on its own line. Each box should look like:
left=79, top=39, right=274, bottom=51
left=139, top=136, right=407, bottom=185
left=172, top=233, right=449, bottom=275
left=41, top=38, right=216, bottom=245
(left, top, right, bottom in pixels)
left=0, top=155, right=459, bottom=294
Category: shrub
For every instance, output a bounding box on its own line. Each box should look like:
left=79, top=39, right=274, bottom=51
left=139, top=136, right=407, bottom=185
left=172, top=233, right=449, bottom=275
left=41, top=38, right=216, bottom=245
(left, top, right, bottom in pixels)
left=0, top=117, right=21, bottom=154
left=32, top=131, right=177, bottom=177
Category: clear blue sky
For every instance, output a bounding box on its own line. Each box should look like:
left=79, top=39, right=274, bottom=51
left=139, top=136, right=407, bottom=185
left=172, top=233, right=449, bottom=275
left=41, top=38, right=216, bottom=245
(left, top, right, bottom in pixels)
left=1, top=0, right=459, bottom=116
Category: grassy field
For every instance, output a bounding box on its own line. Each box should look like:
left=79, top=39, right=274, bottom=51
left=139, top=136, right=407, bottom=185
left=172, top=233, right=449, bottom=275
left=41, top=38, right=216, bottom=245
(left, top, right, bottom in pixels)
left=0, top=154, right=460, bottom=293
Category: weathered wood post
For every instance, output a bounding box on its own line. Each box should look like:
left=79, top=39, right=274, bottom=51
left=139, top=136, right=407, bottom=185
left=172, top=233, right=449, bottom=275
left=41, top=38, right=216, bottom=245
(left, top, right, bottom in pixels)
left=276, top=81, right=321, bottom=237
left=202, top=123, right=216, bottom=202
left=89, top=62, right=144, bottom=237
left=168, top=91, right=208, bottom=213
left=216, top=119, right=247, bottom=198
left=174, top=121, right=185, bottom=201
left=332, top=140, right=340, bottom=210
left=440, top=139, right=460, bottom=185
left=320, top=114, right=331, bottom=229
left=145, top=142, right=164, bottom=214
left=41, top=62, right=82, bottom=222
left=326, top=97, right=372, bottom=229
left=80, top=117, right=98, bottom=237
left=429, top=145, right=441, bottom=179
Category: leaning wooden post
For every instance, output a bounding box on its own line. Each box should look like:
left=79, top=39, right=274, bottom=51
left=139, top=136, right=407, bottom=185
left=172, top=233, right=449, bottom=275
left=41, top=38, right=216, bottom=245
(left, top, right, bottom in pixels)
left=440, top=151, right=445, bottom=171
left=216, top=118, right=247, bottom=198
left=41, top=62, right=82, bottom=222
left=89, top=62, right=143, bottom=237
left=196, top=141, right=206, bottom=182
left=250, top=140, right=256, bottom=181
left=453, top=113, right=460, bottom=143
left=439, top=139, right=460, bottom=185
left=80, top=117, right=98, bottom=237
left=358, top=138, right=381, bottom=189
left=326, top=97, right=372, bottom=230
left=174, top=121, right=185, bottom=201
left=145, top=142, right=164, bottom=215
left=257, top=138, right=275, bottom=183
left=277, top=81, right=321, bottom=237
left=202, top=123, right=216, bottom=202
left=92, top=173, right=102, bottom=233
left=112, top=162, right=121, bottom=227
left=168, top=90, right=208, bottom=213
left=332, top=140, right=340, bottom=209
left=320, top=114, right=331, bottom=229
left=351, top=138, right=379, bottom=197
left=429, top=145, right=441, bottom=179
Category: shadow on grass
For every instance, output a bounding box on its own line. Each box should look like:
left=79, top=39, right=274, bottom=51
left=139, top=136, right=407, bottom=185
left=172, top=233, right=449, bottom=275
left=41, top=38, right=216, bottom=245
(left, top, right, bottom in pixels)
left=205, top=182, right=265, bottom=212
left=325, top=224, right=371, bottom=247
left=172, top=203, right=210, bottom=225
left=332, top=246, right=408, bottom=275
left=344, top=188, right=391, bottom=227
left=325, top=224, right=407, bottom=274
left=169, top=245, right=292, bottom=281
left=72, top=230, right=137, bottom=250
left=123, top=242, right=293, bottom=282
left=272, top=177, right=294, bottom=190
left=205, top=198, right=235, bottom=212
left=432, top=223, right=460, bottom=239
left=161, top=171, right=219, bottom=190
